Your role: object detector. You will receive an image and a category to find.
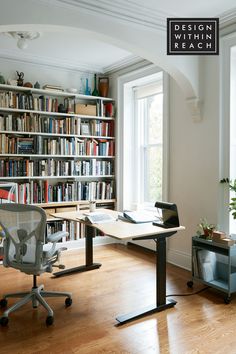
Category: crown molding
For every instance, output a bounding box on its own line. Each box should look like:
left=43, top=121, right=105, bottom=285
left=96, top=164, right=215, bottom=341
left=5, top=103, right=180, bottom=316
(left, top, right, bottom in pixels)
left=37, top=0, right=168, bottom=31
left=220, top=7, right=236, bottom=27
left=103, top=55, right=145, bottom=74
left=0, top=48, right=104, bottom=74
left=37, top=0, right=236, bottom=32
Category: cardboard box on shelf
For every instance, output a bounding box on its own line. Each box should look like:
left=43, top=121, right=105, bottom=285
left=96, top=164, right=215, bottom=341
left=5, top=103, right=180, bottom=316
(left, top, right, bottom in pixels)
left=217, top=238, right=235, bottom=246
left=75, top=103, right=96, bottom=116
left=212, top=231, right=226, bottom=242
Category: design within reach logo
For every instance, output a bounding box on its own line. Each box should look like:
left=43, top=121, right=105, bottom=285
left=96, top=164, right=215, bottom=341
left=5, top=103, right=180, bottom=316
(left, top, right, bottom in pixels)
left=167, top=18, right=219, bottom=55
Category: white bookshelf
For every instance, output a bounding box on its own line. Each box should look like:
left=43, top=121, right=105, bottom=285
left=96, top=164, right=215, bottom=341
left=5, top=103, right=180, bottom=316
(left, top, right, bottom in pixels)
left=0, top=83, right=116, bottom=242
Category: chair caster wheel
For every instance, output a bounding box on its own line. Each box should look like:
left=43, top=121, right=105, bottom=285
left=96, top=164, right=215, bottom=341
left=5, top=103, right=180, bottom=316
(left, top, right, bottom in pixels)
left=187, top=281, right=193, bottom=288
left=0, top=316, right=9, bottom=326
left=0, top=298, right=7, bottom=308
left=46, top=316, right=54, bottom=326
left=65, top=297, right=72, bottom=307
left=224, top=297, right=231, bottom=304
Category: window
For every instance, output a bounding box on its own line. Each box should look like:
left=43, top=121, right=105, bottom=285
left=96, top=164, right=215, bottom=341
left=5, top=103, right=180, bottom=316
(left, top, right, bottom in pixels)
left=119, top=69, right=168, bottom=211
left=134, top=80, right=163, bottom=203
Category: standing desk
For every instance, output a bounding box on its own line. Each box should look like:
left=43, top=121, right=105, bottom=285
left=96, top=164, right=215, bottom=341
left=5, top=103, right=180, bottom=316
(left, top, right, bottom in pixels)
left=51, top=209, right=184, bottom=325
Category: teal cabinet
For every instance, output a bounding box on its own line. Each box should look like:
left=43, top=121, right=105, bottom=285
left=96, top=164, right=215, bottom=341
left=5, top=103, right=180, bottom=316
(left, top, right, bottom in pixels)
left=189, top=236, right=236, bottom=303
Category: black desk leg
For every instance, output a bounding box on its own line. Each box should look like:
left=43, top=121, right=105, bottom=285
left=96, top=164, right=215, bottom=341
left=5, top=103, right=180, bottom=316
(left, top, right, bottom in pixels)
left=116, top=234, right=177, bottom=325
left=53, top=225, right=102, bottom=277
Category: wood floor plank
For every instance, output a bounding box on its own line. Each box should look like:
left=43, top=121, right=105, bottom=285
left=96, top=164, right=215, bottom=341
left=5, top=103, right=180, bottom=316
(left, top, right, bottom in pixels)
left=0, top=243, right=234, bottom=354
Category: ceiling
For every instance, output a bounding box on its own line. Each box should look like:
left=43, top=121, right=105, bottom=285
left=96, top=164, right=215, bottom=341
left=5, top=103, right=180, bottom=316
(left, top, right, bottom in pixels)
left=0, top=0, right=236, bottom=74
left=129, top=0, right=236, bottom=17
left=0, top=30, right=135, bottom=74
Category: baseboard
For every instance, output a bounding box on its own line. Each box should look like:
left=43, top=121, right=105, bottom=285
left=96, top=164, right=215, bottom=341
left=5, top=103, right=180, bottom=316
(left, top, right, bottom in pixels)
left=127, top=241, right=155, bottom=254
left=167, top=248, right=191, bottom=271
left=60, top=238, right=191, bottom=271
left=57, top=236, right=118, bottom=250
left=127, top=239, right=156, bottom=251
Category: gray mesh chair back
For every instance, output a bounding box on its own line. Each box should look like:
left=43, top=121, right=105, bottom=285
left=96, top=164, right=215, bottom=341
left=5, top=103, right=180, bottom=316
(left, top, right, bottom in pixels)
left=0, top=203, right=46, bottom=275
left=0, top=203, right=72, bottom=326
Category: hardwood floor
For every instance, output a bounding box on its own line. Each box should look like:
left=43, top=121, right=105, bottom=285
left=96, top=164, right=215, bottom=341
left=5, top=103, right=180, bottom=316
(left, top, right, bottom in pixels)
left=0, top=243, right=235, bottom=354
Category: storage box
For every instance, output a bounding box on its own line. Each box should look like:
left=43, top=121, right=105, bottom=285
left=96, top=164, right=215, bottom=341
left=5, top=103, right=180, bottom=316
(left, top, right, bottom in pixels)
left=212, top=231, right=226, bottom=241
left=75, top=103, right=96, bottom=116
left=217, top=238, right=235, bottom=246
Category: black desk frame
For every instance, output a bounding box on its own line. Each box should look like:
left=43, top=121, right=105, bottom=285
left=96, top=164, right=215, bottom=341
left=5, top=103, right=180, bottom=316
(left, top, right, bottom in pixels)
left=116, top=231, right=176, bottom=325
left=53, top=225, right=101, bottom=277
left=53, top=223, right=177, bottom=325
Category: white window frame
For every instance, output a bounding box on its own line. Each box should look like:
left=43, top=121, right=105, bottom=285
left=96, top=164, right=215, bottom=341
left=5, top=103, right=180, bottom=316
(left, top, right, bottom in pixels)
left=133, top=81, right=164, bottom=205
left=116, top=65, right=169, bottom=211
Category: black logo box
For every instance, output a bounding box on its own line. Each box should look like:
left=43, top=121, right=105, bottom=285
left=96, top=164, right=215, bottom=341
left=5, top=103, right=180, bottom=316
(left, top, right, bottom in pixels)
left=167, top=18, right=219, bottom=55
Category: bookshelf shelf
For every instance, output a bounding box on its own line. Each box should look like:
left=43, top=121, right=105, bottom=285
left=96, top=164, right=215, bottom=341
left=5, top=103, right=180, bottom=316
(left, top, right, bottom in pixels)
left=0, top=107, right=115, bottom=121
left=0, top=84, right=114, bottom=101
left=0, top=154, right=115, bottom=158
left=0, top=130, right=115, bottom=140
left=0, top=175, right=115, bottom=180
left=34, top=199, right=116, bottom=208
left=0, top=82, right=116, bottom=243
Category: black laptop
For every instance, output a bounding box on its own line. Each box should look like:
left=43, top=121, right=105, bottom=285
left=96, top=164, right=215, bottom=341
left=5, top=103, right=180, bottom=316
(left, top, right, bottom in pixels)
left=152, top=201, right=180, bottom=228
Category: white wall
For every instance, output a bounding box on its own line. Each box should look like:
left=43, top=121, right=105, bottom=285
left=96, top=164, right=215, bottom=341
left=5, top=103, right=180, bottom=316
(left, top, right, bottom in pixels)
left=112, top=56, right=220, bottom=270
left=167, top=56, right=220, bottom=269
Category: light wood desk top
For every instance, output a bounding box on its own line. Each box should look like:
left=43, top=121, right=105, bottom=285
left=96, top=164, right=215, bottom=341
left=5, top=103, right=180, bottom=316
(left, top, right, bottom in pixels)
left=51, top=209, right=185, bottom=240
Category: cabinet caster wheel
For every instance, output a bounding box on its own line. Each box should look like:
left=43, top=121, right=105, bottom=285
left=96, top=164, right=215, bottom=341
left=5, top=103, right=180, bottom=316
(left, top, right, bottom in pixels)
left=187, top=281, right=193, bottom=288
left=0, top=316, right=9, bottom=326
left=65, top=297, right=72, bottom=307
left=224, top=297, right=231, bottom=304
left=0, top=298, right=7, bottom=308
left=46, top=316, right=54, bottom=326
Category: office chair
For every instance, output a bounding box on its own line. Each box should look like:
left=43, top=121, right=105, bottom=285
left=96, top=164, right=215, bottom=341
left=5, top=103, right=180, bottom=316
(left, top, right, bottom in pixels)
left=0, top=203, right=72, bottom=326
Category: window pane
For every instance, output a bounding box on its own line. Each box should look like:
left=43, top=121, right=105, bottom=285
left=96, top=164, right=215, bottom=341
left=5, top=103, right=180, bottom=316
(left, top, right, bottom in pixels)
left=146, top=145, right=162, bottom=202
left=147, top=94, right=163, bottom=145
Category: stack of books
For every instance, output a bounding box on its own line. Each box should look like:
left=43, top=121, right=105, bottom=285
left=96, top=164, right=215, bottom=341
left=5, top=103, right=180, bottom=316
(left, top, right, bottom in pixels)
left=43, top=84, right=64, bottom=92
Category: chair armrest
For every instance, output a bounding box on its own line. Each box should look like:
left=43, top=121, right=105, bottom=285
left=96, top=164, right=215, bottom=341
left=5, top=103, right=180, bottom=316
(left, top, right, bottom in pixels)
left=47, top=231, right=68, bottom=243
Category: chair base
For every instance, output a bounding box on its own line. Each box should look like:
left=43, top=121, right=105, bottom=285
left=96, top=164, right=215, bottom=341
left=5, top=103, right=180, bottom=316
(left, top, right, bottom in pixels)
left=1, top=284, right=72, bottom=320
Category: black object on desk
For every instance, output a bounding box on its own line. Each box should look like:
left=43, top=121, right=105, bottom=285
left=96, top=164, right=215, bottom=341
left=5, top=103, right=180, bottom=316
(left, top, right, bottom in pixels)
left=153, top=201, right=179, bottom=228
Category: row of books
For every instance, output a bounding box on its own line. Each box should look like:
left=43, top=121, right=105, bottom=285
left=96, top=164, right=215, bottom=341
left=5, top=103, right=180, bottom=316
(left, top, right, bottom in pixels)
left=0, top=159, right=114, bottom=177
left=0, top=91, right=114, bottom=117
left=17, top=180, right=115, bottom=204
left=0, top=92, right=64, bottom=112
left=80, top=120, right=114, bottom=137
left=0, top=135, right=115, bottom=156
left=47, top=220, right=77, bottom=241
left=0, top=114, right=115, bottom=137
left=97, top=101, right=115, bottom=117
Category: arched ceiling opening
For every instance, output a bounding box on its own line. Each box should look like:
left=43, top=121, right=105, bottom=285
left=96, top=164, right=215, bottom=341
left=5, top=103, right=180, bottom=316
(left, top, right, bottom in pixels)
left=1, top=0, right=233, bottom=119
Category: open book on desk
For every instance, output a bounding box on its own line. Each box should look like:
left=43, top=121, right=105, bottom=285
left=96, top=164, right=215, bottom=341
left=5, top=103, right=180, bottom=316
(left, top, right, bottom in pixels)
left=80, top=211, right=117, bottom=224
left=122, top=211, right=158, bottom=224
